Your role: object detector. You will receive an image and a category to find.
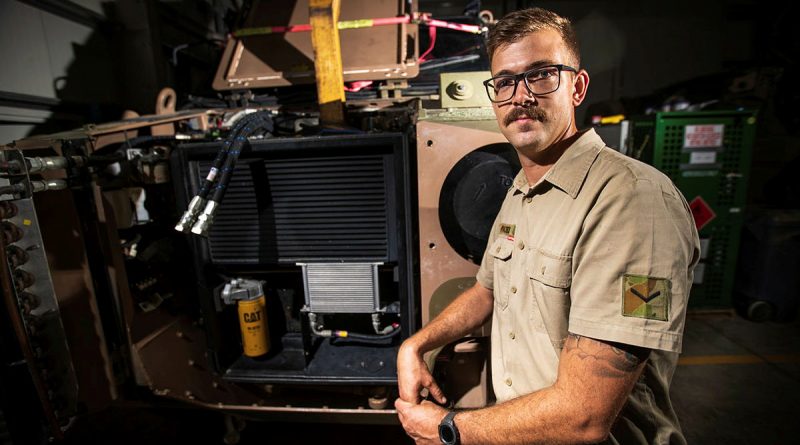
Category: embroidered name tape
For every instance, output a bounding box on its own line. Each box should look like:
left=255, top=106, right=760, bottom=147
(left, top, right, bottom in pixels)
left=498, top=224, right=516, bottom=240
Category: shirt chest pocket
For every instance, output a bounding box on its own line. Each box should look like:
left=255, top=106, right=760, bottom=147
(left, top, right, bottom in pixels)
left=527, top=249, right=572, bottom=352
left=488, top=237, right=514, bottom=309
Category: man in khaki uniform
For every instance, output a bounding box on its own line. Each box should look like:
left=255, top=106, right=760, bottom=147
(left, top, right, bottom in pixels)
left=396, top=7, right=700, bottom=445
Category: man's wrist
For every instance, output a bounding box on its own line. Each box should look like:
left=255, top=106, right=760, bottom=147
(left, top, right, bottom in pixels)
left=451, top=410, right=473, bottom=445
left=399, top=336, right=424, bottom=357
left=438, top=410, right=460, bottom=445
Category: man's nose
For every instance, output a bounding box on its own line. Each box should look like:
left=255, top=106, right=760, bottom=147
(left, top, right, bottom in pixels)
left=511, top=79, right=535, bottom=106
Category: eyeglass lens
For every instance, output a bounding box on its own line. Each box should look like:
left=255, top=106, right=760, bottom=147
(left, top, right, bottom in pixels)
left=487, top=66, right=562, bottom=102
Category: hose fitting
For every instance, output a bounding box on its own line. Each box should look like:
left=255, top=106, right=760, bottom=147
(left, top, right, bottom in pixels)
left=190, top=200, right=218, bottom=236
left=175, top=196, right=206, bottom=233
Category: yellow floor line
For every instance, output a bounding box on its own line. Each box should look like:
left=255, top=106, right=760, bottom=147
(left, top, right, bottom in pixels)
left=678, top=354, right=800, bottom=366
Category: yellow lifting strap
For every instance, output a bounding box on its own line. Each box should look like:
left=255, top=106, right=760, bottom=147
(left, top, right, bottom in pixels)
left=309, top=0, right=346, bottom=125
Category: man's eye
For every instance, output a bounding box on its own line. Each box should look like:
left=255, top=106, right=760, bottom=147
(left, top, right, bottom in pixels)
left=531, top=68, right=556, bottom=80
left=494, top=78, right=515, bottom=89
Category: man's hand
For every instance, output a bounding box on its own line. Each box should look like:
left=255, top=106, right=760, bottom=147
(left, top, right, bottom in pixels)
left=395, top=399, right=449, bottom=444
left=396, top=341, right=447, bottom=404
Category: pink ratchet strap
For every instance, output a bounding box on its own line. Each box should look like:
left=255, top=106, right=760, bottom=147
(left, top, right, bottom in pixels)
left=232, top=13, right=484, bottom=38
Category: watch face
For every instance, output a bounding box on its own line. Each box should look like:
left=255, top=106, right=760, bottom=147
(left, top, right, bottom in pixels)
left=439, top=424, right=456, bottom=444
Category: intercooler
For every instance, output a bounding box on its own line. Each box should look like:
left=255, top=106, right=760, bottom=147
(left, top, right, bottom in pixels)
left=299, top=262, right=383, bottom=313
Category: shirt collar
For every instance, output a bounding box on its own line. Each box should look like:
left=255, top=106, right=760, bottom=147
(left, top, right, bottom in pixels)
left=512, top=128, right=605, bottom=199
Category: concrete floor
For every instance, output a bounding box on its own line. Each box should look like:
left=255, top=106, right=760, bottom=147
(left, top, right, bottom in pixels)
left=672, top=313, right=800, bottom=444
left=62, top=313, right=800, bottom=444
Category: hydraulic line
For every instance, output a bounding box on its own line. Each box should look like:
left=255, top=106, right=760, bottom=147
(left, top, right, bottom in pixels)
left=210, top=112, right=274, bottom=204
left=195, top=115, right=247, bottom=199
left=308, top=312, right=401, bottom=343
left=175, top=111, right=273, bottom=233
left=341, top=329, right=402, bottom=343
left=121, top=135, right=179, bottom=149
left=194, top=112, right=258, bottom=200
left=189, top=111, right=274, bottom=235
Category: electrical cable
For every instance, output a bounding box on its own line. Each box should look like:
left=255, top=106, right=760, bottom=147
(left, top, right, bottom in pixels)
left=418, top=25, right=437, bottom=62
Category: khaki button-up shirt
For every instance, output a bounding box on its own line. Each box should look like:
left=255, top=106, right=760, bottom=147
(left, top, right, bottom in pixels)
left=476, top=129, right=700, bottom=444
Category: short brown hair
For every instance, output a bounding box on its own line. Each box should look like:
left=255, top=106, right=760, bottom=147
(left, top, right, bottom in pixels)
left=486, top=7, right=580, bottom=67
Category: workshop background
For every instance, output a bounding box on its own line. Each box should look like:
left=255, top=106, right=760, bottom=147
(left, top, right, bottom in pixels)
left=1, top=0, right=798, bottom=444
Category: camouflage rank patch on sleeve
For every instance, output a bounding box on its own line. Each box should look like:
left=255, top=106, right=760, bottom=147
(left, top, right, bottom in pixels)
left=621, top=274, right=671, bottom=321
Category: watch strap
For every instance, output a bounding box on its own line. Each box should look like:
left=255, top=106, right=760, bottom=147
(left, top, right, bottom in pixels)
left=439, top=410, right=460, bottom=445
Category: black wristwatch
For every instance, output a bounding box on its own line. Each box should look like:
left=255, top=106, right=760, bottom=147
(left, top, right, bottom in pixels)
left=438, top=410, right=460, bottom=445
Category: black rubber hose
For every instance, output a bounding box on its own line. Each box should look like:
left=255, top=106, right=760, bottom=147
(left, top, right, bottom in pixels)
left=86, top=154, right=126, bottom=165
left=89, top=135, right=179, bottom=158
left=210, top=112, right=273, bottom=203
left=197, top=111, right=266, bottom=199
left=347, top=329, right=401, bottom=341
left=0, top=184, right=25, bottom=195
left=196, top=139, right=231, bottom=199
left=122, top=135, right=178, bottom=148
left=340, top=327, right=402, bottom=343
left=181, top=95, right=227, bottom=109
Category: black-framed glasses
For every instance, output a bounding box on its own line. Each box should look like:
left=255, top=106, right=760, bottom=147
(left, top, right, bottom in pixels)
left=483, top=64, right=577, bottom=103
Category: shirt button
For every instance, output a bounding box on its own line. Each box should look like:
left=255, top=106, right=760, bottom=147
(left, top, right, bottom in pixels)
left=495, top=246, right=501, bottom=253
left=505, top=378, right=513, bottom=386
left=517, top=241, right=525, bottom=250
left=526, top=196, right=533, bottom=203
left=510, top=286, right=517, bottom=294
left=509, top=332, right=516, bottom=340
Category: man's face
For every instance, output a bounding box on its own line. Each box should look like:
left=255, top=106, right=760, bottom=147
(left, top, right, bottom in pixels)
left=489, top=29, right=586, bottom=159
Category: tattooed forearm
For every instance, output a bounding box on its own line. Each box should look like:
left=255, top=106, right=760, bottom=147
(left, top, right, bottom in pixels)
left=564, top=334, right=650, bottom=378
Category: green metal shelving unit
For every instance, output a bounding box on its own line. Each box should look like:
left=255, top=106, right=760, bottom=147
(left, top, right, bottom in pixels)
left=629, top=110, right=757, bottom=309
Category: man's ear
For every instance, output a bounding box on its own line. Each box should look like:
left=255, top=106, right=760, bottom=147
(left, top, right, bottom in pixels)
left=572, top=70, right=590, bottom=107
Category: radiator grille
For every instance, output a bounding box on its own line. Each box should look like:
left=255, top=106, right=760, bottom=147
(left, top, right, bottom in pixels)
left=300, top=263, right=381, bottom=313
left=201, top=153, right=390, bottom=263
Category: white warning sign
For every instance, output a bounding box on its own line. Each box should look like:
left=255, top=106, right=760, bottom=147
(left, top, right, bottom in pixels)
left=690, top=151, right=717, bottom=165
left=684, top=124, right=724, bottom=148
